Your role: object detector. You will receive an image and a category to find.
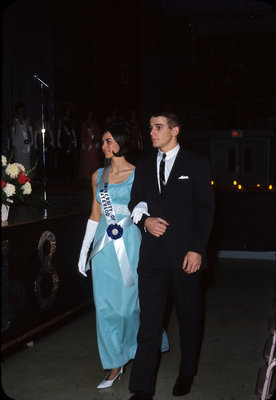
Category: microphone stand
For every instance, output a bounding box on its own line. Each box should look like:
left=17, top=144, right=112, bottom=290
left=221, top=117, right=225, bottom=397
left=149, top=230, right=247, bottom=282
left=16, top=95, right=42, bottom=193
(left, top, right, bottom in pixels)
left=33, top=74, right=51, bottom=218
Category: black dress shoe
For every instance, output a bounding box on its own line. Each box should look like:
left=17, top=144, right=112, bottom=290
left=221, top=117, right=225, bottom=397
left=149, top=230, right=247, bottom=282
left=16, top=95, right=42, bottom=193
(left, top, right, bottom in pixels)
left=172, top=376, right=194, bottom=396
left=128, top=393, right=153, bottom=400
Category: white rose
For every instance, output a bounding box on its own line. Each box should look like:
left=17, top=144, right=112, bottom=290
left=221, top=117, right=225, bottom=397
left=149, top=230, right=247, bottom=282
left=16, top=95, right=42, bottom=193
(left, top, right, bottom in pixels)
left=5, top=163, right=20, bottom=178
left=21, top=181, right=32, bottom=195
left=1, top=155, right=7, bottom=166
left=14, top=163, right=25, bottom=172
left=3, top=183, right=16, bottom=197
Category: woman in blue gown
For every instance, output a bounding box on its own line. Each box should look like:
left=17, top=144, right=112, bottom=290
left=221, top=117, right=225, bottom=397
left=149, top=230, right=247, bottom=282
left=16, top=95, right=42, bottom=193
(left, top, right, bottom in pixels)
left=78, top=120, right=164, bottom=389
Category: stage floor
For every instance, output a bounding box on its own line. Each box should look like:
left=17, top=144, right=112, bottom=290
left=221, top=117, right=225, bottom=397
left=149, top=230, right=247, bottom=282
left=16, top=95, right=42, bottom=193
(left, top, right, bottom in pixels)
left=1, top=258, right=275, bottom=400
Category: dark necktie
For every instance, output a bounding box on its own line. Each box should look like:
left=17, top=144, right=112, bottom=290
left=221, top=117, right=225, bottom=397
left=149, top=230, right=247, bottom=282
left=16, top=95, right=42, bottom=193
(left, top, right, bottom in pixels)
left=159, top=153, right=166, bottom=193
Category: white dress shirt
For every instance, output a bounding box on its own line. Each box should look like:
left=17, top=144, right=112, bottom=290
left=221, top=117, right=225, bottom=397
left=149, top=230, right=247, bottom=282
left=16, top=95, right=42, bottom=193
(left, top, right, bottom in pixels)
left=131, top=144, right=180, bottom=223
left=156, top=144, right=180, bottom=192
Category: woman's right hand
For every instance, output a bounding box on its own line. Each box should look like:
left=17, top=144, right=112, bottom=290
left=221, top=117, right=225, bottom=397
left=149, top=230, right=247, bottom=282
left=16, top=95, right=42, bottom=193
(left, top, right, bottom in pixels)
left=78, top=249, right=88, bottom=277
left=78, top=219, right=99, bottom=277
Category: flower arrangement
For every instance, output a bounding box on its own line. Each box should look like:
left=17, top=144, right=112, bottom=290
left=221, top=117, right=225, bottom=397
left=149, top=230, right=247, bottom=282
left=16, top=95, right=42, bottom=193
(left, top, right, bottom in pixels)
left=1, top=155, right=38, bottom=207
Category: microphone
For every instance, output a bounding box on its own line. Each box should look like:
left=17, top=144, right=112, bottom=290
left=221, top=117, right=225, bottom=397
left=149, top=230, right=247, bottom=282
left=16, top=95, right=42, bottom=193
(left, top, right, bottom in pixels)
left=33, top=74, right=49, bottom=88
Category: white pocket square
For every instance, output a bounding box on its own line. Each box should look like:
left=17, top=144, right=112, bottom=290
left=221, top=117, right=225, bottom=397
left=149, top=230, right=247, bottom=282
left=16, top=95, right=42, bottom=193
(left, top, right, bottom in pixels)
left=178, top=175, right=189, bottom=180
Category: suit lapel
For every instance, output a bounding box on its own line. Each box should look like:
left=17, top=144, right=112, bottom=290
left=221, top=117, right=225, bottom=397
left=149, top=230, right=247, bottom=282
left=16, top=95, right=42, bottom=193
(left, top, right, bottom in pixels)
left=149, top=151, right=160, bottom=196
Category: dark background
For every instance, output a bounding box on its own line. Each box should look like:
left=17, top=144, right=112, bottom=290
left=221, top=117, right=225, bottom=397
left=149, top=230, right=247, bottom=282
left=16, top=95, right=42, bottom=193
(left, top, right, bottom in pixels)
left=2, top=0, right=276, bottom=251
left=2, top=0, right=276, bottom=136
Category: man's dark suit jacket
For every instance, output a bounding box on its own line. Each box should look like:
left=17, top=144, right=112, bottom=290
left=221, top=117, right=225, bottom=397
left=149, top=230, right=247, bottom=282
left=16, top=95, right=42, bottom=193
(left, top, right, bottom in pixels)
left=128, top=147, right=215, bottom=269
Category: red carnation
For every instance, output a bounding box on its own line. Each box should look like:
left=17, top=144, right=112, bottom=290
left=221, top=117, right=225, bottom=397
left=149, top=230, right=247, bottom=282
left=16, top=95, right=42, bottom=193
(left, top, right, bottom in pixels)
left=18, top=170, right=30, bottom=184
left=1, top=179, right=6, bottom=189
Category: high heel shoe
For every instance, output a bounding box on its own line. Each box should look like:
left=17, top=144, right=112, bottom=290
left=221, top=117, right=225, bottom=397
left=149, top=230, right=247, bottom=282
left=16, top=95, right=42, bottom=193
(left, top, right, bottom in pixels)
left=96, top=366, right=124, bottom=389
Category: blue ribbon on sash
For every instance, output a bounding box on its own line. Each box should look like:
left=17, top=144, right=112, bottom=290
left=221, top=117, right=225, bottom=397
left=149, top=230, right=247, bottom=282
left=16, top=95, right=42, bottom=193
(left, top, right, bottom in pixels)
left=88, top=166, right=135, bottom=288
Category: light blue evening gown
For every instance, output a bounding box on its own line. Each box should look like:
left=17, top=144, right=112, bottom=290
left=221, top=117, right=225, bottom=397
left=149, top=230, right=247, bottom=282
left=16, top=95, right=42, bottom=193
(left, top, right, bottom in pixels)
left=90, top=168, right=169, bottom=370
left=91, top=168, right=141, bottom=369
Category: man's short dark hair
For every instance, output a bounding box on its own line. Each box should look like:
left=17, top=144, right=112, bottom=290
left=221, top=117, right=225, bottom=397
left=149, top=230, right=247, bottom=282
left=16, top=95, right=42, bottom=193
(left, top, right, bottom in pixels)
left=102, top=119, right=130, bottom=157
left=151, top=110, right=183, bottom=134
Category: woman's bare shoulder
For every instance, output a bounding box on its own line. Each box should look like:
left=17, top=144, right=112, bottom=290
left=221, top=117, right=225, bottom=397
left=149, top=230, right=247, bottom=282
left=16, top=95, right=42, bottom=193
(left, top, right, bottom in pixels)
left=91, top=169, right=99, bottom=186
left=127, top=162, right=135, bottom=172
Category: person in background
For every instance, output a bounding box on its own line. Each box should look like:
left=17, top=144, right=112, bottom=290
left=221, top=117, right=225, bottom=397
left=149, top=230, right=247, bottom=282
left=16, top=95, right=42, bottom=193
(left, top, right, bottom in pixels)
left=78, top=109, right=101, bottom=180
left=11, top=102, right=34, bottom=170
left=57, top=105, right=77, bottom=177
left=128, top=108, right=143, bottom=164
left=104, top=105, right=119, bottom=125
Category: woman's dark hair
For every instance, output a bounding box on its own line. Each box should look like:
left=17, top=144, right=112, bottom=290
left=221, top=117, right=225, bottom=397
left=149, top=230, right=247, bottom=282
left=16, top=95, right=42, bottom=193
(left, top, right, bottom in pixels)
left=102, top=119, right=131, bottom=157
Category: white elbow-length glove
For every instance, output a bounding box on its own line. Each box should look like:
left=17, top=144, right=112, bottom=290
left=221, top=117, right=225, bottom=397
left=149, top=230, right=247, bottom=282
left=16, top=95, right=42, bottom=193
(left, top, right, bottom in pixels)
left=131, top=201, right=149, bottom=224
left=78, top=219, right=98, bottom=277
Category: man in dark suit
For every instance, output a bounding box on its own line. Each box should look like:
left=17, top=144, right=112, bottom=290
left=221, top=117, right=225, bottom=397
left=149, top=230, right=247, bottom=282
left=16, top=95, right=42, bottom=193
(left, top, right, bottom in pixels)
left=127, top=110, right=215, bottom=400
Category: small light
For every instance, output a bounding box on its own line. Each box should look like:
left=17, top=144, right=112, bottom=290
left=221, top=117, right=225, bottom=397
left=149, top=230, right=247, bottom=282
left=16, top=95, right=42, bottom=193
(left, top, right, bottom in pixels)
left=269, top=185, right=273, bottom=190
left=233, top=180, right=237, bottom=186
left=41, top=128, right=46, bottom=134
left=211, top=180, right=214, bottom=186
left=231, top=130, right=243, bottom=138
left=257, top=184, right=260, bottom=188
left=238, top=184, right=242, bottom=190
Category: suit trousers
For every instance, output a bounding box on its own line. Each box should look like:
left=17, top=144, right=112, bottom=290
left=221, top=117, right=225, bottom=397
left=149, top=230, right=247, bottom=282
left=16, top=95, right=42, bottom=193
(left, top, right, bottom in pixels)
left=129, top=249, right=201, bottom=396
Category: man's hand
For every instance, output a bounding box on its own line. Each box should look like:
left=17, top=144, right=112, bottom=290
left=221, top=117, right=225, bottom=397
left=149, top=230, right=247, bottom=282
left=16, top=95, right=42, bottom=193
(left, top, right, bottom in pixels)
left=144, top=217, right=169, bottom=237
left=182, top=251, right=202, bottom=274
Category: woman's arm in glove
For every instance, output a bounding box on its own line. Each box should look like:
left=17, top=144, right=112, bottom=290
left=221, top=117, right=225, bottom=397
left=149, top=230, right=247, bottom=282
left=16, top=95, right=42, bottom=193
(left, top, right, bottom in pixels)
left=78, top=170, right=101, bottom=276
left=78, top=219, right=98, bottom=276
